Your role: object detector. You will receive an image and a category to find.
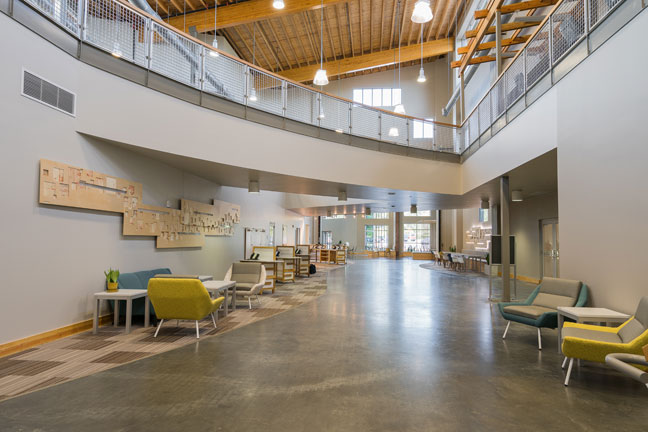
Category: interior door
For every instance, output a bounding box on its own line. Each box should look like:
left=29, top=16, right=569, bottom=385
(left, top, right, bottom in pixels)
left=541, top=219, right=560, bottom=278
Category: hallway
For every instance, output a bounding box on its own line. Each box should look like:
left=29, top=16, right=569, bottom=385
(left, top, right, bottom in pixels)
left=0, top=260, right=646, bottom=431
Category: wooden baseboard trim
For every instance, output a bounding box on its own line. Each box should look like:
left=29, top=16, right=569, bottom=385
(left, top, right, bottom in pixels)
left=496, top=271, right=541, bottom=285
left=0, top=314, right=113, bottom=358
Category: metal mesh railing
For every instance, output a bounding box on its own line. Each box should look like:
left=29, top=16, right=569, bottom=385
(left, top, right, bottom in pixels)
left=150, top=22, right=201, bottom=88
left=381, top=113, right=408, bottom=146
left=319, top=95, right=350, bottom=133
left=203, top=53, right=246, bottom=104
left=351, top=105, right=381, bottom=141
left=25, top=0, right=81, bottom=35
left=505, top=55, right=525, bottom=108
left=19, top=0, right=637, bottom=157
left=85, top=0, right=147, bottom=67
left=285, top=84, right=317, bottom=125
left=552, top=0, right=586, bottom=64
left=525, top=22, right=551, bottom=88
left=478, top=94, right=491, bottom=135
left=589, top=0, right=623, bottom=28
left=247, top=69, right=283, bottom=116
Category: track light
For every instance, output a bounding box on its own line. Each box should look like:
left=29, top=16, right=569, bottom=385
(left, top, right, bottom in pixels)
left=272, top=0, right=285, bottom=9
left=248, top=180, right=260, bottom=194
left=338, top=191, right=347, bottom=202
left=417, top=67, right=426, bottom=83
left=411, top=0, right=433, bottom=23
left=511, top=190, right=523, bottom=202
left=410, top=204, right=417, bottom=214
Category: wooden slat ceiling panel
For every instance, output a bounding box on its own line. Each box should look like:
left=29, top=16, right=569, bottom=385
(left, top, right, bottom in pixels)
left=146, top=0, right=463, bottom=79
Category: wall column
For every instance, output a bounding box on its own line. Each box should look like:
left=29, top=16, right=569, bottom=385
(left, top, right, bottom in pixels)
left=395, top=212, right=402, bottom=257
left=500, top=176, right=511, bottom=301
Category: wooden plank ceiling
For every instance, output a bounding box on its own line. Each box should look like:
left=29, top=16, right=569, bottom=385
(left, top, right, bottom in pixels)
left=147, top=0, right=466, bottom=82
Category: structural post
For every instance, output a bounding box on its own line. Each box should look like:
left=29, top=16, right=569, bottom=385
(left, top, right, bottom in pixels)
left=435, top=210, right=441, bottom=252
left=459, top=72, right=466, bottom=124
left=495, top=10, right=503, bottom=75
left=394, top=212, right=402, bottom=257
left=500, top=176, right=511, bottom=301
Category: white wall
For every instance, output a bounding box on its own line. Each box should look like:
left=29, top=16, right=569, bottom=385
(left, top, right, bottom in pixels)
left=556, top=8, right=648, bottom=313
left=321, top=214, right=395, bottom=251
left=334, top=58, right=454, bottom=122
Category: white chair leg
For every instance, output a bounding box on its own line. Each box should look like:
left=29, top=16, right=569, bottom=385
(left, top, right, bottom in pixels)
left=248, top=297, right=252, bottom=309
left=195, top=321, right=200, bottom=339
left=502, top=321, right=511, bottom=339
left=537, top=328, right=542, bottom=350
left=154, top=319, right=164, bottom=338
left=211, top=312, right=217, bottom=329
left=562, top=356, right=568, bottom=369
left=256, top=295, right=261, bottom=305
left=564, top=358, right=574, bottom=386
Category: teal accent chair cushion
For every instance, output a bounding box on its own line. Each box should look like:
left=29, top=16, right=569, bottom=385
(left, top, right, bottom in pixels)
left=110, top=268, right=171, bottom=319
left=498, top=282, right=589, bottom=329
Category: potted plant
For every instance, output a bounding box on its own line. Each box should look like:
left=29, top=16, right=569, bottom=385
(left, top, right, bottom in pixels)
left=104, top=268, right=120, bottom=292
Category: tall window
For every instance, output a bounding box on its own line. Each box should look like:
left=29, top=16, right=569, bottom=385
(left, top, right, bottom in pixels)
left=403, top=224, right=431, bottom=252
left=412, top=120, right=434, bottom=139
left=365, top=225, right=388, bottom=250
left=479, top=209, right=489, bottom=223
left=403, top=210, right=432, bottom=217
left=365, top=212, right=389, bottom=219
left=322, top=231, right=332, bottom=248
left=353, top=88, right=401, bottom=107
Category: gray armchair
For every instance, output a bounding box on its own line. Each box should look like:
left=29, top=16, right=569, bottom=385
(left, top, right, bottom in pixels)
left=499, top=277, right=588, bottom=350
left=224, top=262, right=266, bottom=309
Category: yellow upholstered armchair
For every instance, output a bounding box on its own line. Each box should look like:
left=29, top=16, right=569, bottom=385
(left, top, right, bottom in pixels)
left=148, top=278, right=224, bottom=339
left=562, top=296, right=648, bottom=386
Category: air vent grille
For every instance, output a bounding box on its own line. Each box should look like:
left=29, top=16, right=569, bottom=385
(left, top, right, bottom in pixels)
left=22, top=69, right=76, bottom=116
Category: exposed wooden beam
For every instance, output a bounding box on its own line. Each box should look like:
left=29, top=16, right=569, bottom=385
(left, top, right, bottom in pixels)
left=336, top=3, right=346, bottom=58
left=267, top=19, right=293, bottom=68
left=389, top=0, right=397, bottom=49
left=474, top=0, right=558, bottom=19
left=257, top=21, right=284, bottom=71
left=289, top=14, right=313, bottom=65
left=279, top=17, right=304, bottom=67
left=279, top=38, right=454, bottom=82
left=459, top=0, right=505, bottom=73
left=379, top=0, right=385, bottom=50
left=347, top=2, right=354, bottom=55
left=452, top=52, right=518, bottom=68
left=359, top=1, right=364, bottom=55
left=167, top=0, right=348, bottom=33
left=324, top=6, right=338, bottom=61
left=457, top=35, right=530, bottom=54
left=465, top=20, right=540, bottom=38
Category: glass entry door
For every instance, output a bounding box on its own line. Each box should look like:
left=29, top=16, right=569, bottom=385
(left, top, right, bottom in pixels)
left=542, top=219, right=559, bottom=278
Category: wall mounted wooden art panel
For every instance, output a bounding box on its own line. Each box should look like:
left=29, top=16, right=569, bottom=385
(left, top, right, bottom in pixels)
left=39, top=159, right=239, bottom=249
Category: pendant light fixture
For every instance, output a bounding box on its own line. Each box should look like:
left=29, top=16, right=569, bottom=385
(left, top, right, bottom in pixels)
left=393, top=0, right=405, bottom=115
left=273, top=0, right=285, bottom=9
left=313, top=0, right=329, bottom=86
left=210, top=0, right=219, bottom=57
left=417, top=27, right=426, bottom=83
left=411, top=0, right=433, bottom=24
left=249, top=23, right=258, bottom=102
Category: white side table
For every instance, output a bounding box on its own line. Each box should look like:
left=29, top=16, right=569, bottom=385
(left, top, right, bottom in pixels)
left=557, top=307, right=631, bottom=352
left=93, top=289, right=149, bottom=334
left=203, top=281, right=236, bottom=316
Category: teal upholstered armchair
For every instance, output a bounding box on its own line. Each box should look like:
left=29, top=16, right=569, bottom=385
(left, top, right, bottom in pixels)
left=499, top=277, right=588, bottom=350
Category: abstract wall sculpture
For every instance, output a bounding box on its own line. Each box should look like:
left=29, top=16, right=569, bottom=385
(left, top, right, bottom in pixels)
left=39, top=159, right=240, bottom=249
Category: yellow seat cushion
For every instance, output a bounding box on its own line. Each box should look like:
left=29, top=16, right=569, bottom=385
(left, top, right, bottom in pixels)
left=148, top=278, right=223, bottom=321
left=562, top=319, right=648, bottom=363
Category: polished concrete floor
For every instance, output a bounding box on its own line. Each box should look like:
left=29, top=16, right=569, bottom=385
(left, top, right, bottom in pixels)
left=1, top=259, right=646, bottom=431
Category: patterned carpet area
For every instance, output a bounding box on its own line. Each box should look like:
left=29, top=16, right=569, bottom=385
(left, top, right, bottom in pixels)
left=0, top=266, right=340, bottom=402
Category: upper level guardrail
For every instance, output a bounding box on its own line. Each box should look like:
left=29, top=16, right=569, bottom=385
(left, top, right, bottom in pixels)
left=14, top=0, right=644, bottom=159
left=458, top=0, right=643, bottom=158
left=20, top=0, right=462, bottom=154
